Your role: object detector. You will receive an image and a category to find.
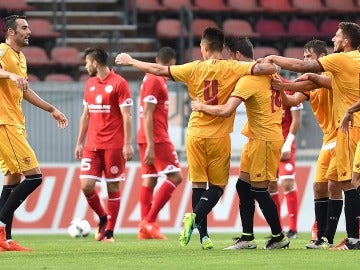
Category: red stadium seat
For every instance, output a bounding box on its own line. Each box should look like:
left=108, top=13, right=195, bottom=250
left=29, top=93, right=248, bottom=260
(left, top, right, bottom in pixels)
left=292, top=0, right=330, bottom=13
left=79, top=73, right=90, bottom=82
left=227, top=0, right=265, bottom=12
left=156, top=19, right=188, bottom=39
left=319, top=19, right=341, bottom=38
left=22, top=46, right=56, bottom=67
left=255, top=19, right=288, bottom=38
left=27, top=18, right=61, bottom=39
left=50, top=46, right=83, bottom=67
left=191, top=19, right=219, bottom=38
left=162, top=0, right=197, bottom=11
left=287, top=19, right=321, bottom=39
left=259, top=0, right=297, bottom=12
left=44, top=73, right=74, bottom=82
left=27, top=73, right=40, bottom=82
left=324, top=0, right=360, bottom=12
left=193, top=0, right=231, bottom=11
left=185, top=46, right=203, bottom=62
left=222, top=19, right=259, bottom=38
left=130, top=0, right=167, bottom=12
left=0, top=0, right=34, bottom=11
left=283, top=47, right=305, bottom=59
left=254, top=46, right=280, bottom=59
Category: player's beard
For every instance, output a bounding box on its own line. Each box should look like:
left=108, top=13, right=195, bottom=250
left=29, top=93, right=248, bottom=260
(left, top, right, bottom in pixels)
left=89, top=69, right=97, bottom=77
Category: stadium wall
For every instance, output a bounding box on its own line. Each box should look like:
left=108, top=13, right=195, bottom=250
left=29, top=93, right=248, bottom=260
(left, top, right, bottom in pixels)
left=0, top=162, right=346, bottom=234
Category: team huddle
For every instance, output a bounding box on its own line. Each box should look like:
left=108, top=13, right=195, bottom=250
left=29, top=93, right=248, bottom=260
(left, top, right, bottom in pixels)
left=0, top=14, right=359, bottom=252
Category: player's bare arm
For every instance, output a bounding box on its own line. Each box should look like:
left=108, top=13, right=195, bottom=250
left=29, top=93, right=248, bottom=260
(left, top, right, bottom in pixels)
left=306, top=74, right=332, bottom=89
left=252, top=62, right=277, bottom=75
left=115, top=53, right=169, bottom=77
left=121, top=106, right=134, bottom=161
left=261, top=55, right=322, bottom=74
left=281, top=92, right=307, bottom=107
left=272, top=77, right=317, bottom=93
left=191, top=96, right=242, bottom=117
left=23, top=88, right=68, bottom=129
left=0, top=68, right=28, bottom=92
left=340, top=98, right=360, bottom=133
left=74, top=107, right=89, bottom=160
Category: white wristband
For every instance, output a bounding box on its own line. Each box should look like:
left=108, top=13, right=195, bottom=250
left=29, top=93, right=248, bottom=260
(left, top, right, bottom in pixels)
left=281, top=133, right=295, bottom=153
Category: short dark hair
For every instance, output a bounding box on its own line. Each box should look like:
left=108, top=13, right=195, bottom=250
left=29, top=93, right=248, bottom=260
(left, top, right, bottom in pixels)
left=339, top=22, right=360, bottom=49
left=303, top=39, right=328, bottom=57
left=157, top=46, right=176, bottom=65
left=225, top=36, right=254, bottom=59
left=2, top=15, right=26, bottom=33
left=201, top=27, right=224, bottom=52
left=83, top=47, right=108, bottom=66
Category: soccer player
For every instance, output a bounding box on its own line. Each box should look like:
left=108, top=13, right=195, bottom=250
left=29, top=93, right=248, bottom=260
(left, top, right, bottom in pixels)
left=191, top=36, right=289, bottom=250
left=115, top=28, right=277, bottom=249
left=268, top=85, right=302, bottom=239
left=74, top=47, right=134, bottom=243
left=260, top=22, right=360, bottom=250
left=272, top=39, right=343, bottom=249
left=0, top=15, right=68, bottom=251
left=137, top=47, right=183, bottom=240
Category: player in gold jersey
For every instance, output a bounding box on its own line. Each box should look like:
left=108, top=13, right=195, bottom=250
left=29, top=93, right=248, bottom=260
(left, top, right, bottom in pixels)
left=261, top=22, right=360, bottom=250
left=272, top=40, right=343, bottom=249
left=0, top=15, right=68, bottom=251
left=115, top=28, right=277, bottom=249
left=192, top=36, right=289, bottom=250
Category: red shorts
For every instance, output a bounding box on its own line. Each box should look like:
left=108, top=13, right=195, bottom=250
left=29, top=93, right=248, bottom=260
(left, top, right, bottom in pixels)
left=80, top=148, right=125, bottom=182
left=138, top=142, right=181, bottom=178
left=278, top=146, right=296, bottom=180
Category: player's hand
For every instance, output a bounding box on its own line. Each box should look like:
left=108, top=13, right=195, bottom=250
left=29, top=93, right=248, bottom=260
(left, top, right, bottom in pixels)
left=51, top=109, right=68, bottom=129
left=9, top=73, right=29, bottom=92
left=340, top=111, right=353, bottom=133
left=191, top=97, right=203, bottom=112
left=115, top=53, right=133, bottom=66
left=280, top=151, right=291, bottom=161
left=256, top=55, right=273, bottom=64
left=123, top=144, right=134, bottom=161
left=144, top=145, right=155, bottom=166
left=74, top=144, right=83, bottom=160
left=271, top=77, right=284, bottom=92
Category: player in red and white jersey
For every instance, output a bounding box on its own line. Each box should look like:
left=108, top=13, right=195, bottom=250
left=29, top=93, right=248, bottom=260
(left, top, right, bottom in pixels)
left=269, top=85, right=303, bottom=239
left=137, top=47, right=183, bottom=240
left=74, top=47, right=134, bottom=243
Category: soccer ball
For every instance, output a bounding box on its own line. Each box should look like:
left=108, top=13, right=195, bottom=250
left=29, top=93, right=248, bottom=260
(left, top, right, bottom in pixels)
left=68, top=218, right=91, bottom=238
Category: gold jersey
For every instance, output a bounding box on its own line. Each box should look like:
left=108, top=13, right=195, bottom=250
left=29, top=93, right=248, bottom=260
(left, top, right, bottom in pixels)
left=309, top=88, right=337, bottom=145
left=0, top=43, right=27, bottom=128
left=169, top=59, right=254, bottom=138
left=233, top=75, right=283, bottom=141
left=318, top=50, right=360, bottom=127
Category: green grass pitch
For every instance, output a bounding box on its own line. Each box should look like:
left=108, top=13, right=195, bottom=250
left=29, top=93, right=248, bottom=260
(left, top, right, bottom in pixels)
left=0, top=232, right=357, bottom=270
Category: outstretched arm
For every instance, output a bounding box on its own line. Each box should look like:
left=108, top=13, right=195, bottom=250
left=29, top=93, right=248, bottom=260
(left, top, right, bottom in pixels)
left=191, top=97, right=242, bottom=117
left=23, top=88, right=68, bottom=129
left=115, top=53, right=169, bottom=77
left=260, top=55, right=322, bottom=74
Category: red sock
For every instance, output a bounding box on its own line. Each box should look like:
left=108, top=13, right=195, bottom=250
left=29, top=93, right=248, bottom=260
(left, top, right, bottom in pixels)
left=85, top=190, right=107, bottom=218
left=271, top=192, right=281, bottom=220
left=139, top=186, right=154, bottom=220
left=107, top=191, right=121, bottom=231
left=146, top=180, right=176, bottom=223
left=285, top=189, right=298, bottom=232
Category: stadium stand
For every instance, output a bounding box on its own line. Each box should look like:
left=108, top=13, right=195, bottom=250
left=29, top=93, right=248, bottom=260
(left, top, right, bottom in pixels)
left=324, top=0, right=360, bottom=12
left=292, top=0, right=331, bottom=13
left=50, top=46, right=83, bottom=67
left=319, top=19, right=342, bottom=38
left=27, top=73, right=40, bottom=82
left=191, top=18, right=219, bottom=38
left=255, top=18, right=288, bottom=38
left=162, top=0, right=198, bottom=11
left=156, top=18, right=188, bottom=39
left=287, top=19, right=321, bottom=39
left=0, top=0, right=34, bottom=12
left=22, top=46, right=55, bottom=67
left=227, top=0, right=265, bottom=13
left=283, top=47, right=305, bottom=59
left=129, top=0, right=167, bottom=12
left=222, top=19, right=259, bottom=38
left=253, top=46, right=280, bottom=59
left=193, top=0, right=231, bottom=12
left=258, top=0, right=298, bottom=13
left=44, top=73, right=74, bottom=82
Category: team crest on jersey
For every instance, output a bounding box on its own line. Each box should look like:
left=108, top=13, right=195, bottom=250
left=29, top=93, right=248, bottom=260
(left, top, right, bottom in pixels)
left=105, top=85, right=113, bottom=93
left=23, top=157, right=31, bottom=165
left=90, top=86, right=95, bottom=91
left=95, top=95, right=102, bottom=104
left=110, top=166, right=119, bottom=174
